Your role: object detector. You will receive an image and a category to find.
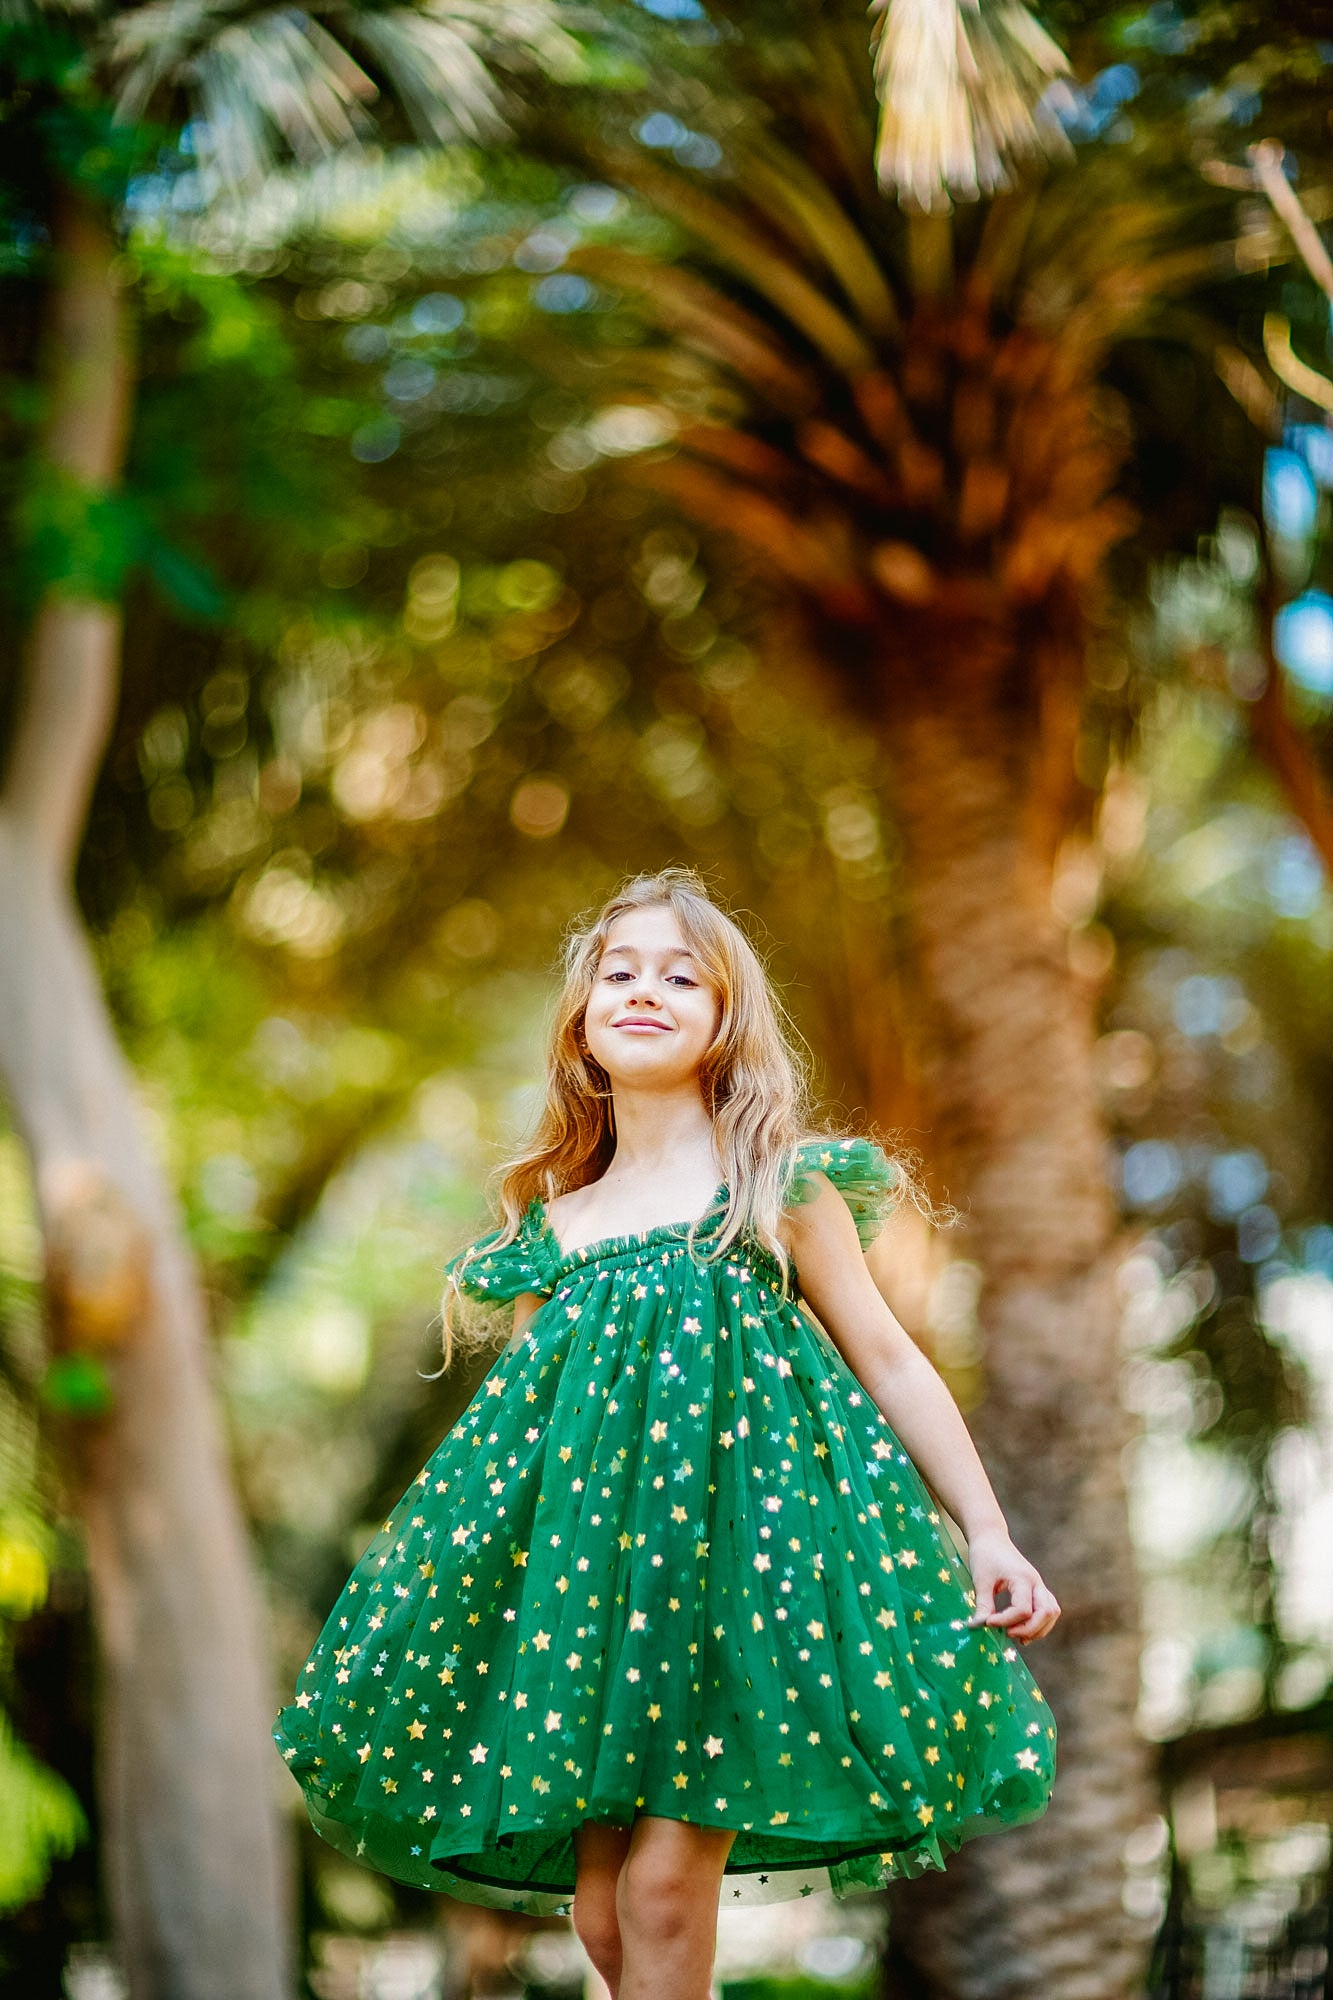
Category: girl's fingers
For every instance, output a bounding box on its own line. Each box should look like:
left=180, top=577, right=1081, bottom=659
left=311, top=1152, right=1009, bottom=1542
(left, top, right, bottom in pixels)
left=982, top=1575, right=1058, bottom=1637
left=1011, top=1584, right=1062, bottom=1642
left=965, top=1560, right=1060, bottom=1642
left=988, top=1576, right=1035, bottom=1629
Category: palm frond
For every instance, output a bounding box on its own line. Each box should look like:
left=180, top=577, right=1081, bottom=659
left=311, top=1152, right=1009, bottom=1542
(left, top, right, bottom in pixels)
left=342, top=2, right=583, bottom=148
left=673, top=424, right=797, bottom=488
left=597, top=152, right=878, bottom=375
left=338, top=9, right=507, bottom=145
left=869, top=0, right=1072, bottom=210
left=103, top=0, right=578, bottom=192
left=568, top=245, right=821, bottom=411
left=734, top=138, right=903, bottom=338
left=628, top=457, right=878, bottom=620
left=110, top=2, right=376, bottom=180
left=969, top=185, right=1040, bottom=301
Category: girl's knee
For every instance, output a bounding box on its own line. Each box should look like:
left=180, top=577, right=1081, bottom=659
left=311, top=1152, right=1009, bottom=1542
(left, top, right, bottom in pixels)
left=617, top=1869, right=688, bottom=1949
left=616, top=1841, right=720, bottom=1947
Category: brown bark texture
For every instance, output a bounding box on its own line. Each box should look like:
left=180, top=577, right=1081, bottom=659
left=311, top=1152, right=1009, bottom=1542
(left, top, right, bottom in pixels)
left=0, top=186, right=293, bottom=1999
left=881, top=682, right=1154, bottom=2000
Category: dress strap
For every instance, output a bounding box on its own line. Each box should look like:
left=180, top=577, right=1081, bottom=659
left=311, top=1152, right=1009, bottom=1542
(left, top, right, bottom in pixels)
left=783, top=1135, right=899, bottom=1250
left=443, top=1204, right=558, bottom=1303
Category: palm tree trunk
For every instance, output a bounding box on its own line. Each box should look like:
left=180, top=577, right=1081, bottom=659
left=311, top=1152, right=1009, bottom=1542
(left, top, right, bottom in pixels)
left=880, top=674, right=1153, bottom=2000
left=0, top=184, right=293, bottom=2000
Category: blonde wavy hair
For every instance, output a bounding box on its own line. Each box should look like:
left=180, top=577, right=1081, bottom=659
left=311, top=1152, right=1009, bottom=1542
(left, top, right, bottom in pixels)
left=438, top=868, right=920, bottom=1367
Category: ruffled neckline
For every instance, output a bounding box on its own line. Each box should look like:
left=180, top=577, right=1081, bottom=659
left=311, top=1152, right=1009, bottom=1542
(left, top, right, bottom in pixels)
left=527, top=1180, right=729, bottom=1275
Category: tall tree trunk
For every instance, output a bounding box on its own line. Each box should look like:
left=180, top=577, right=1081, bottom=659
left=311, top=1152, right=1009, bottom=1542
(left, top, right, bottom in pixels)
left=0, top=185, right=293, bottom=1999
left=881, top=670, right=1153, bottom=2000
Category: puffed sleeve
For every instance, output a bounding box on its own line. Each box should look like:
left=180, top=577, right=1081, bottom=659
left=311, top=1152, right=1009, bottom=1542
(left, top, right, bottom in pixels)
left=443, top=1204, right=555, bottom=1303
left=783, top=1135, right=900, bottom=1251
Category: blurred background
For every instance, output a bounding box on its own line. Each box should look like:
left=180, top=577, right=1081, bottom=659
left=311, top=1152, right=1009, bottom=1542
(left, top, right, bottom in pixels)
left=2, top=1, right=1333, bottom=1996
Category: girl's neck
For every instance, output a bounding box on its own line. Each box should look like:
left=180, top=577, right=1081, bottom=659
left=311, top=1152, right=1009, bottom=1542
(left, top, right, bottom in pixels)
left=602, top=1085, right=717, bottom=1181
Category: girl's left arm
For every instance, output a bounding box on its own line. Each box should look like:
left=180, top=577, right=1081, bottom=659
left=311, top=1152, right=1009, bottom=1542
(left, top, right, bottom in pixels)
left=783, top=1175, right=1061, bottom=1646
left=514, top=1294, right=543, bottom=1335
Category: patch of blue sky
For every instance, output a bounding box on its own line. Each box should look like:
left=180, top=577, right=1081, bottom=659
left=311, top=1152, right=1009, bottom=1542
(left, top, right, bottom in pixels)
left=1264, top=448, right=1319, bottom=541
left=534, top=274, right=595, bottom=314
left=1237, top=1207, right=1281, bottom=1264
left=383, top=359, right=437, bottom=404
left=1123, top=1140, right=1183, bottom=1211
left=1273, top=592, right=1333, bottom=698
left=1264, top=835, right=1325, bottom=920
left=410, top=293, right=466, bottom=335
left=1172, top=973, right=1241, bottom=1038
left=1207, top=1150, right=1269, bottom=1223
left=635, top=111, right=723, bottom=170
left=1301, top=1224, right=1333, bottom=1276
left=1049, top=63, right=1139, bottom=142
left=1284, top=425, right=1333, bottom=489
left=636, top=112, right=690, bottom=148
left=565, top=184, right=625, bottom=224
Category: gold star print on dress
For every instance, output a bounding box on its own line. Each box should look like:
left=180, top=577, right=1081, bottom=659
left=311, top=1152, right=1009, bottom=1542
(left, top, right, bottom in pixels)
left=273, top=1139, right=1057, bottom=1914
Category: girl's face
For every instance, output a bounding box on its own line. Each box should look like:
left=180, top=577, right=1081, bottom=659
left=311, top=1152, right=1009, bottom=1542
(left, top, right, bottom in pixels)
left=582, top=904, right=723, bottom=1096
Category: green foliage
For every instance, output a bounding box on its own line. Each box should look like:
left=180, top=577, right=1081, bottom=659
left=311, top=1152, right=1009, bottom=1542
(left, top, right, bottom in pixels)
left=0, top=1712, right=86, bottom=1917
left=38, top=1356, right=114, bottom=1421
left=1097, top=503, right=1333, bottom=1731
left=0, top=1523, right=47, bottom=1619
left=0, top=1228, right=90, bottom=1917
left=0, top=13, right=165, bottom=257
left=10, top=466, right=223, bottom=616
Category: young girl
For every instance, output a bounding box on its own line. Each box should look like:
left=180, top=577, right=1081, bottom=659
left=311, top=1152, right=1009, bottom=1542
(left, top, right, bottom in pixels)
left=274, top=868, right=1059, bottom=1999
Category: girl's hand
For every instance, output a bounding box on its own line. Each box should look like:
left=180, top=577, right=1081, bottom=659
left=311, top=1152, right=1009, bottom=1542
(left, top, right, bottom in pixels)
left=964, top=1527, right=1061, bottom=1645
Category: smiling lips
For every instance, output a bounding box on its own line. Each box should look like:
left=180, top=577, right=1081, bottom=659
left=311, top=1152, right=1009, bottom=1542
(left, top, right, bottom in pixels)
left=612, top=1018, right=671, bottom=1031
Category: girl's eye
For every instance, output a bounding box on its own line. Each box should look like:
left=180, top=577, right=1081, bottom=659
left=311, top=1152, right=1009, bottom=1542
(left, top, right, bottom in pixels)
left=599, top=967, right=696, bottom=985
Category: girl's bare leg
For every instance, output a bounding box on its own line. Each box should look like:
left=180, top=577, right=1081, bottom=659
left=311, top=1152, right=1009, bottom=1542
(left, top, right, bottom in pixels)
left=615, top=1816, right=737, bottom=2000
left=573, top=1819, right=633, bottom=1998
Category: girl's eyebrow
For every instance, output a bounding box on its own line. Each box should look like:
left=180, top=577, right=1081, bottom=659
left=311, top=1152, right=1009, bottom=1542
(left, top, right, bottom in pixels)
left=601, top=943, right=696, bottom=963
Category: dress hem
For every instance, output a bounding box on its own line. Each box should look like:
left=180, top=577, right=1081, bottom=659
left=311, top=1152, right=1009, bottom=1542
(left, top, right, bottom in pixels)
left=301, top=1784, right=1050, bottom=1905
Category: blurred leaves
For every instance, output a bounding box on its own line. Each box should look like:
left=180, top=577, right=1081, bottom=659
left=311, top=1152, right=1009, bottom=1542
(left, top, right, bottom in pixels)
left=0, top=1209, right=90, bottom=1916
left=0, top=1714, right=86, bottom=1918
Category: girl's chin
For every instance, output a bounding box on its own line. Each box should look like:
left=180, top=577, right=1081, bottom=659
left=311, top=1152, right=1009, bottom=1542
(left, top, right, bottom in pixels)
left=591, top=1049, right=701, bottom=1084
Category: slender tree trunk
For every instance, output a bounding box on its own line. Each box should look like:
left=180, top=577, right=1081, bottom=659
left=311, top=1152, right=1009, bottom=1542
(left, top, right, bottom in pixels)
left=880, top=675, right=1153, bottom=2000
left=0, top=184, right=293, bottom=1999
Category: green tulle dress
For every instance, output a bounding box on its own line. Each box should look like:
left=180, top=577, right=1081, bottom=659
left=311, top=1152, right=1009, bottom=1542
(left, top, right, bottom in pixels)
left=273, top=1138, right=1056, bottom=1914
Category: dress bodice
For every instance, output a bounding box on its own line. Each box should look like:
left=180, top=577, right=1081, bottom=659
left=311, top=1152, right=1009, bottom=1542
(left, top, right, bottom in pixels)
left=444, top=1135, right=899, bottom=1307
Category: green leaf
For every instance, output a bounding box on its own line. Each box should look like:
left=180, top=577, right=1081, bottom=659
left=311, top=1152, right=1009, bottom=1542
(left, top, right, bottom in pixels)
left=0, top=1710, right=87, bottom=1916
left=40, top=1354, right=115, bottom=1420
